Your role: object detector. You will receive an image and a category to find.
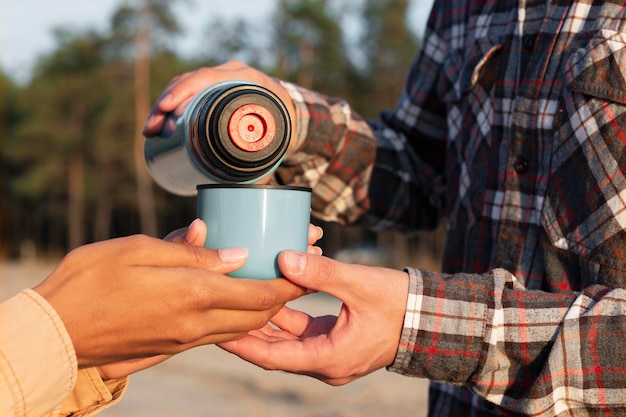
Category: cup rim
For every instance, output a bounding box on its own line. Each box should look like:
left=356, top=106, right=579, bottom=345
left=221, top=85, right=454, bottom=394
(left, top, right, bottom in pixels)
left=197, top=183, right=312, bottom=192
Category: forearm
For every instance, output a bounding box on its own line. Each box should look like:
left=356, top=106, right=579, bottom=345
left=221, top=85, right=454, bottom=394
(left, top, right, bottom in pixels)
left=276, top=81, right=447, bottom=231
left=274, top=81, right=376, bottom=224
left=389, top=268, right=626, bottom=414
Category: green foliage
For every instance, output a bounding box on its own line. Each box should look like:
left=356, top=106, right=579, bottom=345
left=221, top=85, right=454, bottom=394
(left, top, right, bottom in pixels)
left=1, top=72, right=23, bottom=256
left=358, top=0, right=420, bottom=116
left=273, top=0, right=353, bottom=95
left=2, top=0, right=425, bottom=258
left=109, top=0, right=182, bottom=54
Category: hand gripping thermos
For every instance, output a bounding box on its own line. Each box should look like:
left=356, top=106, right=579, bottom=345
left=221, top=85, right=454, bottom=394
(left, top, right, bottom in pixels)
left=144, top=80, right=291, bottom=195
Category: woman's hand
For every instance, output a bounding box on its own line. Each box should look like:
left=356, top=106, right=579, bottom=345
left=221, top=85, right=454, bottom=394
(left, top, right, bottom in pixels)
left=165, top=220, right=324, bottom=256
left=33, top=219, right=310, bottom=380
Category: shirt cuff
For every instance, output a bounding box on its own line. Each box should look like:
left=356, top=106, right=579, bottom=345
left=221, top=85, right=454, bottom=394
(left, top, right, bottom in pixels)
left=277, top=79, right=310, bottom=157
left=387, top=268, right=487, bottom=384
left=387, top=268, right=425, bottom=374
left=57, top=368, right=128, bottom=417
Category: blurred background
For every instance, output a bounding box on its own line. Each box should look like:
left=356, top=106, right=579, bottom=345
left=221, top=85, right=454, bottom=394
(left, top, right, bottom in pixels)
left=1, top=0, right=443, bottom=269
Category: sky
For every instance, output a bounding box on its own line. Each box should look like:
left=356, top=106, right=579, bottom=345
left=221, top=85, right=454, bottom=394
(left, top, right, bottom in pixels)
left=0, top=0, right=433, bottom=84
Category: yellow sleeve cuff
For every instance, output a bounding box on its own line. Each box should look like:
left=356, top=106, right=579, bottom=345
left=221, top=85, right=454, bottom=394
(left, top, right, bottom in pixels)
left=57, top=367, right=128, bottom=417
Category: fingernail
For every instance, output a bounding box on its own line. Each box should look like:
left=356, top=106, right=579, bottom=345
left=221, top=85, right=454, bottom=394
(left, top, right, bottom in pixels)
left=142, top=116, right=153, bottom=133
left=219, top=247, right=248, bottom=263
left=315, top=226, right=324, bottom=239
left=184, top=218, right=200, bottom=245
left=284, top=250, right=306, bottom=275
left=310, top=246, right=323, bottom=256
left=160, top=93, right=173, bottom=106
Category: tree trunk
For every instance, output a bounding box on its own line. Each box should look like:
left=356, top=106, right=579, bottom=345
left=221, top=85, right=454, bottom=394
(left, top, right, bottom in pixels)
left=297, top=40, right=314, bottom=89
left=68, top=152, right=85, bottom=250
left=94, top=162, right=113, bottom=241
left=134, top=0, right=158, bottom=237
left=67, top=88, right=86, bottom=250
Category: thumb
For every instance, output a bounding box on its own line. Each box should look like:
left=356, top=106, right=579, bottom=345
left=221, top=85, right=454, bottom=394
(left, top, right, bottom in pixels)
left=278, top=251, right=356, bottom=302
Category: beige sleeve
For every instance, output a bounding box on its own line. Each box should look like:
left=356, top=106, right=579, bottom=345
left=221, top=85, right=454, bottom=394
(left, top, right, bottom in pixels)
left=55, top=368, right=128, bottom=417
left=0, top=289, right=127, bottom=417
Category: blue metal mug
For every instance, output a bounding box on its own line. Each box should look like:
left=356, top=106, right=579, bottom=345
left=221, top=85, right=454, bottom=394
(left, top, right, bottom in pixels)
left=197, top=184, right=312, bottom=279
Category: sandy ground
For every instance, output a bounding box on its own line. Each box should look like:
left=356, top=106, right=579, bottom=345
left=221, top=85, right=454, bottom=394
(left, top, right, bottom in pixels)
left=2, top=260, right=428, bottom=417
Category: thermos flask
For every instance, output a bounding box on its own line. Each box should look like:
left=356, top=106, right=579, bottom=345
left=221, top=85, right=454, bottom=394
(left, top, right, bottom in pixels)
left=144, top=80, right=291, bottom=195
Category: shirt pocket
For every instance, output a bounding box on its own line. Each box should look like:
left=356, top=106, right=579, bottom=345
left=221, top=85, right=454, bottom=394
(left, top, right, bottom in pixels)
left=439, top=38, right=503, bottom=105
left=542, top=29, right=626, bottom=288
left=439, top=37, right=503, bottom=230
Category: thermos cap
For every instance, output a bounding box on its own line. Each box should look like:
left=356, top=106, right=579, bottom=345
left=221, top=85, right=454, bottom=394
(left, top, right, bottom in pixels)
left=227, top=103, right=276, bottom=152
left=145, top=80, right=292, bottom=193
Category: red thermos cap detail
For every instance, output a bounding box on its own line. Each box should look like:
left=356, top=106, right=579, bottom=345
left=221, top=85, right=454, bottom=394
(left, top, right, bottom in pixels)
left=228, top=104, right=276, bottom=152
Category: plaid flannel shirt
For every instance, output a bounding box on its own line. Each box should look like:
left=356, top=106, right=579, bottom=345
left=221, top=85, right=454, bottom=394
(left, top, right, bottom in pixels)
left=275, top=0, right=626, bottom=416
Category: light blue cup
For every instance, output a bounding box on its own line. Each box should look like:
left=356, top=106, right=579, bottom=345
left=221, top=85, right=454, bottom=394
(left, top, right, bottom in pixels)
left=197, top=184, right=312, bottom=279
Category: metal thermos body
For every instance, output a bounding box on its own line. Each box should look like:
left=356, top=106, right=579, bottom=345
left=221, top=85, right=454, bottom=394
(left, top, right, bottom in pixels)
left=144, top=80, right=291, bottom=196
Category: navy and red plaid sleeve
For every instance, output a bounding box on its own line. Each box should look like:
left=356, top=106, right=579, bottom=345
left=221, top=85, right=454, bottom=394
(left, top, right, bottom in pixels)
left=389, top=268, right=626, bottom=415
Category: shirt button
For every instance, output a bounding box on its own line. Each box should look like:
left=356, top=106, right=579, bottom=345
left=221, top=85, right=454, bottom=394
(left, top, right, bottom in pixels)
left=522, top=35, right=536, bottom=51
left=514, top=158, right=529, bottom=174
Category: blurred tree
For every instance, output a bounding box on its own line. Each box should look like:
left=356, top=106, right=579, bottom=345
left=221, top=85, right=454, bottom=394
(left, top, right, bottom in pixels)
left=0, top=71, right=23, bottom=257
left=273, top=0, right=353, bottom=96
left=9, top=29, right=109, bottom=251
left=359, top=0, right=419, bottom=115
left=198, top=17, right=265, bottom=68
left=108, top=0, right=185, bottom=238
left=5, top=3, right=194, bottom=254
